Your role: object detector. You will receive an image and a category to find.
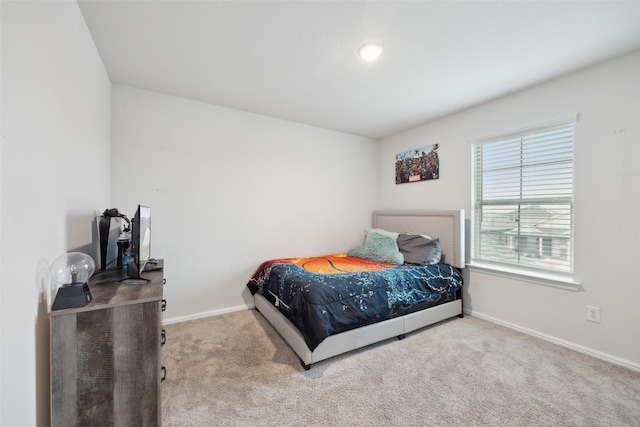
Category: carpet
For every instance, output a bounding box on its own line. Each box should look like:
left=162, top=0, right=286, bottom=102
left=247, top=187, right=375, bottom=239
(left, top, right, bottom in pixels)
left=161, top=309, right=640, bottom=426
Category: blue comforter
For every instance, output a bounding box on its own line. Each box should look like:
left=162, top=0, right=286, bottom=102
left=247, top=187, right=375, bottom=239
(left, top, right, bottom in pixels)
left=247, top=255, right=463, bottom=351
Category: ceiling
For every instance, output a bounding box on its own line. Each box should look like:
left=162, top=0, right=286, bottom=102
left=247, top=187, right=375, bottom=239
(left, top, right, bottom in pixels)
left=78, top=1, right=640, bottom=139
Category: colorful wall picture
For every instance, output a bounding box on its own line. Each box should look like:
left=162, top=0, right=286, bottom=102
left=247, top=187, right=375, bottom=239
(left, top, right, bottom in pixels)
left=395, top=144, right=439, bottom=184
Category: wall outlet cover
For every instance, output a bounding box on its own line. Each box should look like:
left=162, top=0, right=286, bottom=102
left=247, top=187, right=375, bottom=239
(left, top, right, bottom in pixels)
left=586, top=305, right=601, bottom=323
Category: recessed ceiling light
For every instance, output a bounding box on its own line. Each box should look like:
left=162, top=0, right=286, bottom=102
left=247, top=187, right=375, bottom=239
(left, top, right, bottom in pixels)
left=358, top=43, right=383, bottom=61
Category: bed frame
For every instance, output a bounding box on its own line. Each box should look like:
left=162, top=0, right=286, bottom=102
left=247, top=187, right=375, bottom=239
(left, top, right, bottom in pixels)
left=254, top=209, right=465, bottom=370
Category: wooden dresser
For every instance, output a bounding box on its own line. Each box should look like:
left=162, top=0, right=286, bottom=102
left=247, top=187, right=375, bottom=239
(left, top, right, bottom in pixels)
left=50, top=263, right=165, bottom=427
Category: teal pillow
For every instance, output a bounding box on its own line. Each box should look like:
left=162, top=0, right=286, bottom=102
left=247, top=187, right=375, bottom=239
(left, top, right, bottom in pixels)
left=347, top=232, right=405, bottom=265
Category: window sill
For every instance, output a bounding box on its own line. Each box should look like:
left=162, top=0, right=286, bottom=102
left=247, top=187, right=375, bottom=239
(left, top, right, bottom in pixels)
left=466, top=262, right=582, bottom=292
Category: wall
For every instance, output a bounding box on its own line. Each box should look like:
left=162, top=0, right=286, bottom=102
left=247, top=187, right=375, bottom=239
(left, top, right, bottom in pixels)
left=0, top=2, right=111, bottom=425
left=111, top=85, right=378, bottom=322
left=0, top=2, right=3, bottom=422
left=378, top=50, right=640, bottom=368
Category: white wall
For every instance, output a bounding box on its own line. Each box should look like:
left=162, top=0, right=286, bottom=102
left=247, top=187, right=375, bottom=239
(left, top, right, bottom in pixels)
left=378, top=50, right=640, bottom=368
left=0, top=2, right=111, bottom=425
left=0, top=2, right=4, bottom=423
left=111, top=85, right=378, bottom=322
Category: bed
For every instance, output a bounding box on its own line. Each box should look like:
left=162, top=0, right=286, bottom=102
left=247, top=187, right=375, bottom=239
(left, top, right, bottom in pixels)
left=247, top=209, right=465, bottom=370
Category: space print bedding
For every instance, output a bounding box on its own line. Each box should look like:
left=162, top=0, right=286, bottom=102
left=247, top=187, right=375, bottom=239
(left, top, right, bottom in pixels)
left=247, top=254, right=462, bottom=351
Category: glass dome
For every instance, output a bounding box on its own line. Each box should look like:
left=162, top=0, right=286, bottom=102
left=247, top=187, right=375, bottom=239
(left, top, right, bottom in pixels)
left=50, top=252, right=96, bottom=287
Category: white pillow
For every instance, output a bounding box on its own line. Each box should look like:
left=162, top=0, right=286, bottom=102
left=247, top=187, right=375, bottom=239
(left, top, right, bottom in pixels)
left=365, top=228, right=399, bottom=241
left=406, top=231, right=432, bottom=240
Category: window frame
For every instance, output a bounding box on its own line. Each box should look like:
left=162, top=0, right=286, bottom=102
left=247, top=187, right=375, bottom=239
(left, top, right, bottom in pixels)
left=469, top=114, right=580, bottom=291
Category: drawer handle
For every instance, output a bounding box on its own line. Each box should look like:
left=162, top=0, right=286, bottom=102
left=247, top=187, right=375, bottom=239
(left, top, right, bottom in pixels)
left=163, top=278, right=166, bottom=285
left=161, top=366, right=167, bottom=382
left=161, top=300, right=167, bottom=312
left=161, top=329, right=166, bottom=346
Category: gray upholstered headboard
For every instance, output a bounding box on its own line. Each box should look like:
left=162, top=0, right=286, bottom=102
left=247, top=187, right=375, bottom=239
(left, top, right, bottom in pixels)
left=373, top=209, right=465, bottom=269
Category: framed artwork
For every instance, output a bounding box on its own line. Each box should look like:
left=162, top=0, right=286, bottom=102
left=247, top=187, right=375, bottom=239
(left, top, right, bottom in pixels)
left=395, top=144, right=439, bottom=184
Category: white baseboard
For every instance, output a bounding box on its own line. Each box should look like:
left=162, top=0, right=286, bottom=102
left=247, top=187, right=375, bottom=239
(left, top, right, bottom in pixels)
left=466, top=309, right=640, bottom=373
left=165, top=305, right=640, bottom=373
left=163, top=303, right=254, bottom=325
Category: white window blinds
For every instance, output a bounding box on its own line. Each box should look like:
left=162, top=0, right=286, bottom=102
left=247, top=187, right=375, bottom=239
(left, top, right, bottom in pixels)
left=471, top=115, right=577, bottom=276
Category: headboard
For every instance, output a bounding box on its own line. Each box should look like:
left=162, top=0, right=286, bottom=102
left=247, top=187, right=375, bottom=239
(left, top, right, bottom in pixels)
left=373, top=209, right=465, bottom=269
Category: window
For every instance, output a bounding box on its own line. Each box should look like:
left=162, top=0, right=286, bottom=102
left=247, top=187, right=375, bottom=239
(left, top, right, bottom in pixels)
left=471, top=114, right=577, bottom=277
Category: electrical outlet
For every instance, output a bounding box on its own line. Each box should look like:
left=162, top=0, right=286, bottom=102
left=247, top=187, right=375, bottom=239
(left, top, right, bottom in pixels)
left=586, top=305, right=601, bottom=323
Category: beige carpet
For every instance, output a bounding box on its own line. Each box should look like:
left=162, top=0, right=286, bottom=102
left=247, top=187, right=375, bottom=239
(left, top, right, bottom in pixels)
left=161, top=309, right=640, bottom=426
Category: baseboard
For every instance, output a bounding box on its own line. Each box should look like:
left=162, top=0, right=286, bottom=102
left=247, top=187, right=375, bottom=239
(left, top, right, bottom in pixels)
left=163, top=303, right=253, bottom=325
left=465, top=309, right=640, bottom=373
left=166, top=305, right=640, bottom=373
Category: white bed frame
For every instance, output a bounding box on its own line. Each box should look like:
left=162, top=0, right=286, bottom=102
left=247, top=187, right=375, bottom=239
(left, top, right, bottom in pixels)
left=254, top=209, right=465, bottom=369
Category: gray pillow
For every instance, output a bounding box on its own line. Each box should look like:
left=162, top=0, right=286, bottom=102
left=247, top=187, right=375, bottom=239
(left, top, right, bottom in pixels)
left=347, top=232, right=404, bottom=265
left=397, top=234, right=442, bottom=265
